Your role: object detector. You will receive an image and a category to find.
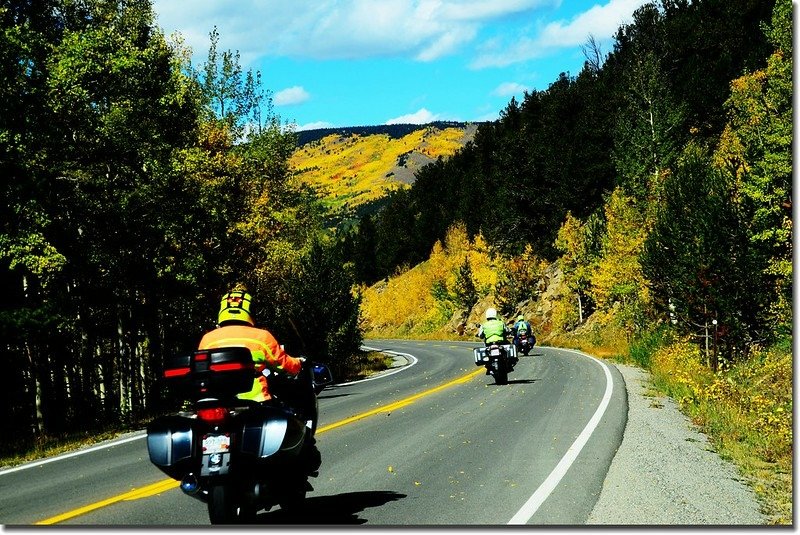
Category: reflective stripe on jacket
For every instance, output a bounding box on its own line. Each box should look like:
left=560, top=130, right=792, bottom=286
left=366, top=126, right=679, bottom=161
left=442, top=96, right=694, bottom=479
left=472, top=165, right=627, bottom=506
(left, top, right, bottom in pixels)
left=198, top=324, right=302, bottom=401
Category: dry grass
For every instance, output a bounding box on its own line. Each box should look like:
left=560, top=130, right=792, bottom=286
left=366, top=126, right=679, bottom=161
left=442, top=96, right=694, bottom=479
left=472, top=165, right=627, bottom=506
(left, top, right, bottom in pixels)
left=331, top=350, right=394, bottom=383
left=0, top=429, right=133, bottom=469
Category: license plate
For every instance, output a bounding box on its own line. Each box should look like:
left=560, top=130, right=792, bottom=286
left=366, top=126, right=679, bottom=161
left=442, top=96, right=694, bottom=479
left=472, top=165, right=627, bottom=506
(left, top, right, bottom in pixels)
left=202, top=434, right=230, bottom=454
left=490, top=348, right=500, bottom=356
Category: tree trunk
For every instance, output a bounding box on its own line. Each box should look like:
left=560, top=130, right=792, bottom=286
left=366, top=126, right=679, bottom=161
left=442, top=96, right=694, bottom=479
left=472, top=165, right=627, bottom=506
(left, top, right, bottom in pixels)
left=25, top=342, right=45, bottom=436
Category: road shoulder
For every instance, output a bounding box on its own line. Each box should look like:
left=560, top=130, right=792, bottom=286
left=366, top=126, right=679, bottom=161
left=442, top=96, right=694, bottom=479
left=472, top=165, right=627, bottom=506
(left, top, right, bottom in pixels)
left=587, top=362, right=766, bottom=525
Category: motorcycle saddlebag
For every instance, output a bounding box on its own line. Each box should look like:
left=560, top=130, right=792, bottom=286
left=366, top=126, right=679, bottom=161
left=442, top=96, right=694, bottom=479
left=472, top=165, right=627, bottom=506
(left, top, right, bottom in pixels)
left=505, top=344, right=518, bottom=359
left=473, top=344, right=517, bottom=366
left=146, top=415, right=201, bottom=480
left=164, top=346, right=255, bottom=399
left=473, top=347, right=489, bottom=366
left=237, top=404, right=307, bottom=462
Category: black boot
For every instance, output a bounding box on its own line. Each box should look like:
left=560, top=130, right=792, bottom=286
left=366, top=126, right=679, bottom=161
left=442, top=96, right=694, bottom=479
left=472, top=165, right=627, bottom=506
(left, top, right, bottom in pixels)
left=301, top=436, right=322, bottom=477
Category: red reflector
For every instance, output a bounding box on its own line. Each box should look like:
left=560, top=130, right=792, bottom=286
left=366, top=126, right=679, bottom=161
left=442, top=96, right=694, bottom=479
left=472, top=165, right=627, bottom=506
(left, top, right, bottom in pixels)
left=194, top=352, right=208, bottom=361
left=164, top=368, right=190, bottom=378
left=197, top=407, right=229, bottom=424
left=209, top=362, right=251, bottom=372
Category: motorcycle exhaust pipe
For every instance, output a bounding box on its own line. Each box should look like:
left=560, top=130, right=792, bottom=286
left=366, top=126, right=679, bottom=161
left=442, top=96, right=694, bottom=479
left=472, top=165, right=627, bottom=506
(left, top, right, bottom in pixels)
left=180, top=474, right=200, bottom=496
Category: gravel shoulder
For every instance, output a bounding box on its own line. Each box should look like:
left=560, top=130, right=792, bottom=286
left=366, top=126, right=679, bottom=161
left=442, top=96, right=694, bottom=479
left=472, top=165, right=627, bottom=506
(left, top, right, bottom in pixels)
left=587, top=362, right=767, bottom=526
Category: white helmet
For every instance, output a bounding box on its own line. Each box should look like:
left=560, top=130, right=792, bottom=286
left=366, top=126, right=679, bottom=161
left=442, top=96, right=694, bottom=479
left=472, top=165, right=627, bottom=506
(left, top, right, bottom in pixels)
left=485, top=307, right=497, bottom=320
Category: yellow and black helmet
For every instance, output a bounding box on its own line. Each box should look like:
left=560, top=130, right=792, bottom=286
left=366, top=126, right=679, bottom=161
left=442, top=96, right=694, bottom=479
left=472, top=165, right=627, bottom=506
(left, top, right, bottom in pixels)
left=218, top=290, right=254, bottom=326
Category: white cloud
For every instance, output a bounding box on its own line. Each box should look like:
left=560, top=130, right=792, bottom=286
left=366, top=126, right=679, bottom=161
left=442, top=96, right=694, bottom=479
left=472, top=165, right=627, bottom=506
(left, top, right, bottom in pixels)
left=385, top=108, right=441, bottom=125
left=471, top=0, right=650, bottom=68
left=151, top=0, right=557, bottom=64
left=296, top=121, right=335, bottom=131
left=537, top=0, right=648, bottom=47
left=274, top=86, right=310, bottom=106
left=492, top=82, right=530, bottom=97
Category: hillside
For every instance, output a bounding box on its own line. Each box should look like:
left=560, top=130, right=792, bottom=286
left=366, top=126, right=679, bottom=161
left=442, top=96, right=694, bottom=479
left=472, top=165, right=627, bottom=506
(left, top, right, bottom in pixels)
left=290, top=123, right=478, bottom=212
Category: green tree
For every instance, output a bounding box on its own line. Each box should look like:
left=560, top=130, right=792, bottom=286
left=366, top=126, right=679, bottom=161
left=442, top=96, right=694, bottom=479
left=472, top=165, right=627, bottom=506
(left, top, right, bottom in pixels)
left=714, top=0, right=792, bottom=333
left=642, top=145, right=763, bottom=361
left=275, top=237, right=362, bottom=364
left=611, top=3, right=684, bottom=207
left=452, top=257, right=478, bottom=312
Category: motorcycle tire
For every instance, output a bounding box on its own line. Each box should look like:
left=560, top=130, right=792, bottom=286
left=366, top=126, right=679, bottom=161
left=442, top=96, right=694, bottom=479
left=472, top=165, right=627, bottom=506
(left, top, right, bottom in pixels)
left=279, top=478, right=308, bottom=516
left=494, top=365, right=508, bottom=385
left=208, top=484, right=240, bottom=524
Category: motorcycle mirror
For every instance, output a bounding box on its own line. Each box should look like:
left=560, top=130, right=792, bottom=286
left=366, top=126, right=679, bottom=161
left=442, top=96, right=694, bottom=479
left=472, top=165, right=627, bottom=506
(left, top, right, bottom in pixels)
left=312, top=362, right=334, bottom=394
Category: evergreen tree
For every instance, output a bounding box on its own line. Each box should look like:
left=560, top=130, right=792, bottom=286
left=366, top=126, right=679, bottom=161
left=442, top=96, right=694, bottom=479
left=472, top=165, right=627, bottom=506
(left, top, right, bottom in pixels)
left=642, top=145, right=763, bottom=361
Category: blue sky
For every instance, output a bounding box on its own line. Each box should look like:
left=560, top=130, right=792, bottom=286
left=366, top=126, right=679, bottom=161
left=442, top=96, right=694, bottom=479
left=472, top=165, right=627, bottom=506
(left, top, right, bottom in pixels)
left=151, top=0, right=651, bottom=130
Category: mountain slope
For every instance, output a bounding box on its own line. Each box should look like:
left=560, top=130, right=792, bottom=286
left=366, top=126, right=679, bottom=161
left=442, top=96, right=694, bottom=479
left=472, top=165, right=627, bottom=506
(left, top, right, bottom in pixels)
left=290, top=123, right=478, bottom=212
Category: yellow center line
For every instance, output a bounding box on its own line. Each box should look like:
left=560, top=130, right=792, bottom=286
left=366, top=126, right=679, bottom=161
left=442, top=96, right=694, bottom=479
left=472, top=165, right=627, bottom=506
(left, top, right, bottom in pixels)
left=316, top=367, right=483, bottom=434
left=36, top=479, right=180, bottom=525
left=35, top=367, right=483, bottom=525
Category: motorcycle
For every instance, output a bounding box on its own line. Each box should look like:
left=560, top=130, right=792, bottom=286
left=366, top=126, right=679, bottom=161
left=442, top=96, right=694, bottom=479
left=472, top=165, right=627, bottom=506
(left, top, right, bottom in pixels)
left=514, top=330, right=535, bottom=356
left=473, top=341, right=517, bottom=385
left=146, top=346, right=333, bottom=524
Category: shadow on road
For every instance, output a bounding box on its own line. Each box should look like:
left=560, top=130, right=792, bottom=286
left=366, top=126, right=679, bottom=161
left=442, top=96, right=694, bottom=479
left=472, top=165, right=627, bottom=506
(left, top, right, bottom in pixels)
left=316, top=391, right=356, bottom=400
left=506, top=378, right=537, bottom=385
left=483, top=378, right=537, bottom=386
left=254, top=490, right=406, bottom=525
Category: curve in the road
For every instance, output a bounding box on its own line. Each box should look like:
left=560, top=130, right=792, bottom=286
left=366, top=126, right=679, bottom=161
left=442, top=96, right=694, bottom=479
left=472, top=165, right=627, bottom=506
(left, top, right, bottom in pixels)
left=508, top=347, right=614, bottom=524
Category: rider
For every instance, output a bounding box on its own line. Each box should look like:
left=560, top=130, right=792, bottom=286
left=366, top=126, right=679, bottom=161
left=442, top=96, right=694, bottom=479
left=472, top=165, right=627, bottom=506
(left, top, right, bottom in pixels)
left=476, top=307, right=518, bottom=372
left=476, top=307, right=509, bottom=345
left=198, top=289, right=303, bottom=402
left=198, top=289, right=321, bottom=475
left=512, top=314, right=532, bottom=347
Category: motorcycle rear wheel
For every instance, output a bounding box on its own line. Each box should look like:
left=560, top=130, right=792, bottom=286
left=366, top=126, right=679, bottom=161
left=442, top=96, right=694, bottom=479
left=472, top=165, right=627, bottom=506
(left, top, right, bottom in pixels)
left=208, top=485, right=242, bottom=524
left=494, top=364, right=508, bottom=385
left=279, top=478, right=308, bottom=516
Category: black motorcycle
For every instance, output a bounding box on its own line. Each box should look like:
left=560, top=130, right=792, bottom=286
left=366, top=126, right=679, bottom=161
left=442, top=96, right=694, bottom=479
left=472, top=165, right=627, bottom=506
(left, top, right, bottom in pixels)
left=514, top=330, right=536, bottom=356
left=473, top=342, right=517, bottom=385
left=146, top=346, right=333, bottom=524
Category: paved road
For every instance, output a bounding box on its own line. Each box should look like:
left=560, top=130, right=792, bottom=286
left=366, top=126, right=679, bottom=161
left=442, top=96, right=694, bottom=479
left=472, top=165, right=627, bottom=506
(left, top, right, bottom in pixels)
left=0, top=340, right=627, bottom=526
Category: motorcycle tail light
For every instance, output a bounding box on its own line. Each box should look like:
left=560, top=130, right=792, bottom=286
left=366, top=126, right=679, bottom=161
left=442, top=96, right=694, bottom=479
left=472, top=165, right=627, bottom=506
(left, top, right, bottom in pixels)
left=197, top=407, right=229, bottom=426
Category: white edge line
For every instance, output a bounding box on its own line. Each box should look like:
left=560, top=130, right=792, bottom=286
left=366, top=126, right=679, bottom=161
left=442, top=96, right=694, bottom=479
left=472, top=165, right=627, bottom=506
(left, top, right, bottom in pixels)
left=508, top=348, right=614, bottom=524
left=0, top=433, right=146, bottom=476
left=335, top=347, right=418, bottom=386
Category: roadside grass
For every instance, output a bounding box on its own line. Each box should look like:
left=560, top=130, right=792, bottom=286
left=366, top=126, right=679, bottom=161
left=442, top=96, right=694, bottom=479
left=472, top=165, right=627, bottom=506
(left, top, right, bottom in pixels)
left=532, top=320, right=791, bottom=525
left=646, top=341, right=792, bottom=525
left=0, top=349, right=394, bottom=470
left=328, top=349, right=395, bottom=383
left=0, top=427, right=141, bottom=469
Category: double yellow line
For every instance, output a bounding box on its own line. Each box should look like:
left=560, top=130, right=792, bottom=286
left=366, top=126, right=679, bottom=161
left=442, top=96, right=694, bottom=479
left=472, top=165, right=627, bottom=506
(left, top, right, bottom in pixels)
left=36, top=366, right=483, bottom=525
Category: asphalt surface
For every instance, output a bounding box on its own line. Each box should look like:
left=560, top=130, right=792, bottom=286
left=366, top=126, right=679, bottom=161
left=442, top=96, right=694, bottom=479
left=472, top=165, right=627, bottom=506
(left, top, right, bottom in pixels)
left=8, top=341, right=766, bottom=526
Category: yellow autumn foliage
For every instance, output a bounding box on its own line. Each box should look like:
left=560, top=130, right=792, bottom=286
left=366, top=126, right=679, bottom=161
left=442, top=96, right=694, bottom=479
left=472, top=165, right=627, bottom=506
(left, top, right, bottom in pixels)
left=360, top=222, right=497, bottom=337
left=589, top=188, right=651, bottom=328
left=290, top=126, right=473, bottom=210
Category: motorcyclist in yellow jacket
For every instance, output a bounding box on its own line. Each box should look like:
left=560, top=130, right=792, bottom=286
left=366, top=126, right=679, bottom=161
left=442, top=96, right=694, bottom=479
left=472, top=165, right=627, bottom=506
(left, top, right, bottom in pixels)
left=198, top=290, right=303, bottom=402
left=476, top=307, right=509, bottom=344
left=476, top=307, right=517, bottom=372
